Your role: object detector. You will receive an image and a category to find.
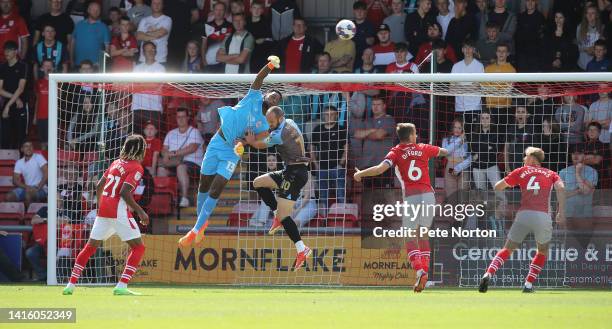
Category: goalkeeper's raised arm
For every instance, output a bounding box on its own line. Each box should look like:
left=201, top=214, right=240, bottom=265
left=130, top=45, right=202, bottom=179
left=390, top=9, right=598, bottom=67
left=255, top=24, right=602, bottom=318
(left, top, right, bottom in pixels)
left=251, top=55, right=281, bottom=91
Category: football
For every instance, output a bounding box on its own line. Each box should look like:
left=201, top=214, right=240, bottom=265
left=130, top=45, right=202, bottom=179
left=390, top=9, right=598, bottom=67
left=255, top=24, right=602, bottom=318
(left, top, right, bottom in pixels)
left=336, top=19, right=356, bottom=40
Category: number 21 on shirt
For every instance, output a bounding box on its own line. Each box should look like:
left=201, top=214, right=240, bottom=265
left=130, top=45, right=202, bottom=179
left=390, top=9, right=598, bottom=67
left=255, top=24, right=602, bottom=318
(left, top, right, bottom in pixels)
left=103, top=174, right=121, bottom=197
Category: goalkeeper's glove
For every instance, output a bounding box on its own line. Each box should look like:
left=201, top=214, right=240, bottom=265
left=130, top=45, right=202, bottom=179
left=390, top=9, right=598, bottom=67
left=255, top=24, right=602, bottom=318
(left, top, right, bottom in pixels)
left=234, top=142, right=245, bottom=156
left=267, top=55, right=280, bottom=69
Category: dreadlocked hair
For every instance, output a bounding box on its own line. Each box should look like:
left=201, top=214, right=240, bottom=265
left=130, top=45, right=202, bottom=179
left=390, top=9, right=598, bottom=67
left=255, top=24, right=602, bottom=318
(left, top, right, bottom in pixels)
left=120, top=134, right=146, bottom=161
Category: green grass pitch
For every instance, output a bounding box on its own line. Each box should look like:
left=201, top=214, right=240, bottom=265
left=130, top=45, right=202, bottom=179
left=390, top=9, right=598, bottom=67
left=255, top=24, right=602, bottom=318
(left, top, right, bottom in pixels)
left=1, top=284, right=610, bottom=329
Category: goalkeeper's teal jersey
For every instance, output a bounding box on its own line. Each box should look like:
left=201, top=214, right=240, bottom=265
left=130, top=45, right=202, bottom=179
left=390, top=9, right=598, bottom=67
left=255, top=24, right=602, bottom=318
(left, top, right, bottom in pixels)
left=218, top=89, right=269, bottom=144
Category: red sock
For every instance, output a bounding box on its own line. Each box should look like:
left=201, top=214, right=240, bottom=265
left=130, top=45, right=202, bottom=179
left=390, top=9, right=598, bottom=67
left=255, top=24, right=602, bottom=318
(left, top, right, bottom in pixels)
left=406, top=240, right=422, bottom=272
left=486, top=248, right=511, bottom=276
left=120, top=244, right=145, bottom=284
left=69, top=243, right=97, bottom=284
left=418, top=239, right=431, bottom=273
left=526, top=253, right=546, bottom=284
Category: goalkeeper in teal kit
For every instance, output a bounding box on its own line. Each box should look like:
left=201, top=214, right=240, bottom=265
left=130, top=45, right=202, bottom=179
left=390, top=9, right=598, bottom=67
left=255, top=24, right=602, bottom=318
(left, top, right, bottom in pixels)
left=179, top=56, right=282, bottom=247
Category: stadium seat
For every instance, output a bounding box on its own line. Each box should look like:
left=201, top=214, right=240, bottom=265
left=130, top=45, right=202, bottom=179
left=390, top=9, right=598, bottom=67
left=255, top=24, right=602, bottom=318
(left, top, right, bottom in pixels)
left=326, top=203, right=359, bottom=228
left=153, top=177, right=178, bottom=199
left=80, top=152, right=98, bottom=165
left=0, top=175, right=13, bottom=193
left=0, top=166, right=12, bottom=176
left=0, top=149, right=19, bottom=166
left=148, top=193, right=173, bottom=216
left=0, top=202, right=25, bottom=223
left=227, top=202, right=260, bottom=227
left=24, top=203, right=46, bottom=222
left=593, top=206, right=612, bottom=217
left=58, top=149, right=78, bottom=166
left=306, top=214, right=326, bottom=227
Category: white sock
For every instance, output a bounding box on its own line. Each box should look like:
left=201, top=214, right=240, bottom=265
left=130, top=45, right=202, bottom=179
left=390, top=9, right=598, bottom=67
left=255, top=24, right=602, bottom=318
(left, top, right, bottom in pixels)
left=524, top=282, right=533, bottom=289
left=66, top=283, right=75, bottom=289
left=482, top=272, right=491, bottom=279
left=116, top=282, right=127, bottom=289
left=295, top=240, right=305, bottom=252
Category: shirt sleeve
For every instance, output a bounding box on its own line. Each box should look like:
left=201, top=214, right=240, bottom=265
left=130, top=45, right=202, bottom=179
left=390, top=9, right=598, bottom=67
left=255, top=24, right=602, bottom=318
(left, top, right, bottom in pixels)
left=504, top=168, right=522, bottom=187
left=425, top=144, right=441, bottom=158
left=163, top=132, right=170, bottom=147
left=384, top=149, right=398, bottom=166
left=124, top=166, right=143, bottom=188
left=18, top=18, right=30, bottom=37
left=265, top=129, right=284, bottom=147
left=36, top=154, right=48, bottom=168
left=14, top=160, right=23, bottom=174
left=238, top=88, right=263, bottom=106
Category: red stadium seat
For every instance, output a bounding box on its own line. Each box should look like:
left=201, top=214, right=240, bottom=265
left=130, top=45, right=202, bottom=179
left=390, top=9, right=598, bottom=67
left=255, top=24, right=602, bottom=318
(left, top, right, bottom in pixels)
left=326, top=203, right=359, bottom=228
left=153, top=177, right=178, bottom=199
left=0, top=166, right=12, bottom=176
left=227, top=202, right=260, bottom=227
left=0, top=202, right=25, bottom=223
left=0, top=149, right=19, bottom=166
left=148, top=194, right=173, bottom=216
left=58, top=149, right=78, bottom=166
left=306, top=214, right=326, bottom=227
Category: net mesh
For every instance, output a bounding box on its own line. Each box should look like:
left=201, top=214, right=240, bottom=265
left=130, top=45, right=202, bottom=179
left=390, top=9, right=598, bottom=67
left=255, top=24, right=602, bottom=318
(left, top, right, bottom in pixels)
left=51, top=76, right=612, bottom=287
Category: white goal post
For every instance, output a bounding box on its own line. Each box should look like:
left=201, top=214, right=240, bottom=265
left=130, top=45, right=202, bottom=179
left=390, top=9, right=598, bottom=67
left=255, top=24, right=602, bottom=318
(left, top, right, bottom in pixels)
left=46, top=72, right=612, bottom=286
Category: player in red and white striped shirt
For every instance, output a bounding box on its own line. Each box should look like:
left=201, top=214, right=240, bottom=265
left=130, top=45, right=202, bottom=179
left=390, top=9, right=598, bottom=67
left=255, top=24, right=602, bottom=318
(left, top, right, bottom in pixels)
left=354, top=123, right=448, bottom=292
left=479, top=147, right=566, bottom=293
left=63, top=135, right=150, bottom=296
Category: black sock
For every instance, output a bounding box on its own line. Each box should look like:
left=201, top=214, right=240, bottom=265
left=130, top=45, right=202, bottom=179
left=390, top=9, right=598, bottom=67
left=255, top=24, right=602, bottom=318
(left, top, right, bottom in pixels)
left=281, top=216, right=301, bottom=243
left=255, top=187, right=277, bottom=211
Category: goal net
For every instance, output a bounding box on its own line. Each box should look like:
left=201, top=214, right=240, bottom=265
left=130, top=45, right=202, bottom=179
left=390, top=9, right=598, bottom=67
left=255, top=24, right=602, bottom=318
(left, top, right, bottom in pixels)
left=46, top=73, right=612, bottom=288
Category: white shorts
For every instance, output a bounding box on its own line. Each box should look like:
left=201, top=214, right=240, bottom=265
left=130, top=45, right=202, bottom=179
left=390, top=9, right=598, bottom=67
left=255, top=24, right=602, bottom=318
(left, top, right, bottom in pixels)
left=90, top=216, right=142, bottom=242
left=507, top=210, right=552, bottom=244
left=402, top=192, right=436, bottom=230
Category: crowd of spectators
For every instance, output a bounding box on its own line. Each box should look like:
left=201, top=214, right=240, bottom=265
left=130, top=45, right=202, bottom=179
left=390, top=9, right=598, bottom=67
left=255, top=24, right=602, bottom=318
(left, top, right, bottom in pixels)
left=1, top=0, right=612, bottom=281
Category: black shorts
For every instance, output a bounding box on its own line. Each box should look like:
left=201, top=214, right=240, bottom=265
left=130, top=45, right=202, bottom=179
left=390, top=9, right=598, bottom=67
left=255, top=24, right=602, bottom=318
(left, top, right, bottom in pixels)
left=269, top=164, right=309, bottom=201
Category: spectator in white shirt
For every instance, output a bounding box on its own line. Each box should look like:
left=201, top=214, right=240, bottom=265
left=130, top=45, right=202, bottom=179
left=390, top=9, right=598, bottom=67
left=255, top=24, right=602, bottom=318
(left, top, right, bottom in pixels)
left=131, top=41, right=166, bottom=135
left=451, top=39, right=484, bottom=131
left=6, top=142, right=48, bottom=207
left=136, top=0, right=172, bottom=64
left=158, top=108, right=204, bottom=208
left=436, top=0, right=454, bottom=39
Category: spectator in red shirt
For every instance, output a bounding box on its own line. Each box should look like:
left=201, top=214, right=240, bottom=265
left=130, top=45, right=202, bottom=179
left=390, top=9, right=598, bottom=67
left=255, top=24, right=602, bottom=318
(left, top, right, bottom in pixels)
left=278, top=17, right=323, bottom=73
left=110, top=15, right=138, bottom=72
left=385, top=42, right=419, bottom=73
left=366, top=0, right=391, bottom=26
left=372, top=23, right=397, bottom=71
left=143, top=121, right=162, bottom=176
left=415, top=21, right=457, bottom=66
left=32, top=24, right=68, bottom=80
left=34, top=59, right=53, bottom=150
left=0, top=0, right=29, bottom=62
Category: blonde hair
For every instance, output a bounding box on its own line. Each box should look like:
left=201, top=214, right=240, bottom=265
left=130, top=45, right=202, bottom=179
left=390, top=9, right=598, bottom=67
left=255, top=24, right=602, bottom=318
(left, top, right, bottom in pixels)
left=525, top=147, right=545, bottom=163
left=120, top=134, right=146, bottom=161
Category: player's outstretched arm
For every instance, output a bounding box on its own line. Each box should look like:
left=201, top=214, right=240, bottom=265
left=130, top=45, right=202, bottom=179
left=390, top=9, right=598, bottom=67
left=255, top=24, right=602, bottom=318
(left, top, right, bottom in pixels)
left=120, top=183, right=150, bottom=226
left=353, top=161, right=391, bottom=182
left=243, top=130, right=268, bottom=149
left=251, top=56, right=280, bottom=90
left=494, top=179, right=510, bottom=191
left=554, top=180, right=567, bottom=228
